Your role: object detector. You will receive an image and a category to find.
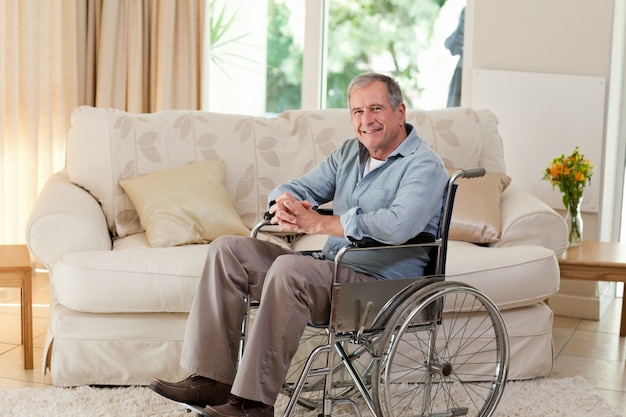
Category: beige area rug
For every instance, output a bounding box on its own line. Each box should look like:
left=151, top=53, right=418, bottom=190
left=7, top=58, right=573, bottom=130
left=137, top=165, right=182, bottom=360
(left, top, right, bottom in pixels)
left=0, top=376, right=621, bottom=417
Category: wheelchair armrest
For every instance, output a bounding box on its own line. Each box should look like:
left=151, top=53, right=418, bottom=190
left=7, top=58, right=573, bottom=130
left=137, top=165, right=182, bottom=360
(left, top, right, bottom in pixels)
left=251, top=205, right=335, bottom=238
left=250, top=219, right=273, bottom=238
left=334, top=232, right=441, bottom=282
left=349, top=232, right=436, bottom=248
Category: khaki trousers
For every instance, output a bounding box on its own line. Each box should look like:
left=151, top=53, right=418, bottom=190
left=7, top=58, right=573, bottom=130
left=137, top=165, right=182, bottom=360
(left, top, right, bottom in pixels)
left=180, top=235, right=376, bottom=406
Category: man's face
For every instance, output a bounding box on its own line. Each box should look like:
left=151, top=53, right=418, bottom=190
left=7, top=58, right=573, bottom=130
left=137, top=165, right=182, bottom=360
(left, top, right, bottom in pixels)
left=349, top=81, right=406, bottom=160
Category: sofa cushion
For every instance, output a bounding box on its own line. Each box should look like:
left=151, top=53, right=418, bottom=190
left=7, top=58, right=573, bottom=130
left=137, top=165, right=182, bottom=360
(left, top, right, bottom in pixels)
left=447, top=170, right=511, bottom=243
left=290, top=237, right=558, bottom=310
left=66, top=107, right=507, bottom=239
left=119, top=161, right=249, bottom=247
left=54, top=236, right=208, bottom=313
left=52, top=233, right=557, bottom=314
left=406, top=108, right=483, bottom=169
left=405, top=108, right=506, bottom=173
left=445, top=241, right=559, bottom=310
left=106, top=108, right=354, bottom=237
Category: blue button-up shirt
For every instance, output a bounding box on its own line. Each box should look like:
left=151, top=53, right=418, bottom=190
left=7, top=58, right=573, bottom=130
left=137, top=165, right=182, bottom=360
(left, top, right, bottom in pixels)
left=269, top=123, right=448, bottom=280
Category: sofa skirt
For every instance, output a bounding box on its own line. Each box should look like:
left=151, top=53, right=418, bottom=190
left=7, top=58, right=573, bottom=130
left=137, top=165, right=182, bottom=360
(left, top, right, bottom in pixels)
left=46, top=305, right=189, bottom=386
left=45, top=301, right=554, bottom=386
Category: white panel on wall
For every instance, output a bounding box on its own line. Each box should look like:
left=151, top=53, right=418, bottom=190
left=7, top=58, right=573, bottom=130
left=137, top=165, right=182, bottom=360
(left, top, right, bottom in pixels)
left=470, top=69, right=606, bottom=213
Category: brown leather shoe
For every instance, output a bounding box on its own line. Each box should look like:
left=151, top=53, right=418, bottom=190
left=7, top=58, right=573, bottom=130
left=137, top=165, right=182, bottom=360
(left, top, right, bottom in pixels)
left=202, top=395, right=274, bottom=417
left=149, top=375, right=231, bottom=407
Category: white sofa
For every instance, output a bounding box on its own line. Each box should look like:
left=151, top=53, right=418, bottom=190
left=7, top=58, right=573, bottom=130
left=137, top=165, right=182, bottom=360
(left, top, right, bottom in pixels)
left=26, top=106, right=568, bottom=386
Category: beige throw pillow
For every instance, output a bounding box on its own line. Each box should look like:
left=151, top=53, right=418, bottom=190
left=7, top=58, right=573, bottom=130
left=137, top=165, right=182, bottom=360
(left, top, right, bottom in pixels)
left=447, top=169, right=511, bottom=244
left=119, top=161, right=250, bottom=247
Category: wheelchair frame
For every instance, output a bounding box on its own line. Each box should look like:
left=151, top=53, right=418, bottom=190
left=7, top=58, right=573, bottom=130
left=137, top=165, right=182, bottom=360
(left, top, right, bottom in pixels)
left=240, top=168, right=510, bottom=417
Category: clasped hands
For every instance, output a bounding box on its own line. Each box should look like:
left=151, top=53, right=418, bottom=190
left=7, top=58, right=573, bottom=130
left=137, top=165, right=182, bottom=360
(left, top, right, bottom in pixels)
left=268, top=193, right=318, bottom=234
left=269, top=193, right=344, bottom=237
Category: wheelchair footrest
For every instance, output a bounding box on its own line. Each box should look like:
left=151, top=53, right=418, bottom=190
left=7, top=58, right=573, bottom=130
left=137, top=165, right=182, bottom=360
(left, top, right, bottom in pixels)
left=183, top=403, right=205, bottom=416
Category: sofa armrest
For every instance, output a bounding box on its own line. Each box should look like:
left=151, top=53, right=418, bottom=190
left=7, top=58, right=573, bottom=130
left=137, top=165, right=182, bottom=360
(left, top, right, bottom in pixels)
left=495, top=184, right=568, bottom=256
left=26, top=170, right=112, bottom=270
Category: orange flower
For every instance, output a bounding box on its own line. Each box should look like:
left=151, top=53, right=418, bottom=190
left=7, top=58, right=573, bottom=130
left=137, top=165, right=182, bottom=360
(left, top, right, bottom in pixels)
left=549, top=165, right=561, bottom=179
left=543, top=147, right=594, bottom=245
left=573, top=172, right=585, bottom=182
left=542, top=146, right=594, bottom=210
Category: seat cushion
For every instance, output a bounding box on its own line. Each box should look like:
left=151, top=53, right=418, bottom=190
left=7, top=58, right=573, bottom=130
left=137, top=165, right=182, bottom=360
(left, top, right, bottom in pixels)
left=53, top=232, right=558, bottom=314
left=292, top=237, right=559, bottom=310
left=445, top=241, right=560, bottom=310
left=53, top=233, right=209, bottom=313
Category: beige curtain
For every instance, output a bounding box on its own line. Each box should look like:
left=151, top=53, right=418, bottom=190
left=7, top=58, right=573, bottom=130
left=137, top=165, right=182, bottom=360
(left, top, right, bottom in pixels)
left=0, top=0, right=205, bottom=245
left=83, top=0, right=204, bottom=111
left=0, top=0, right=78, bottom=245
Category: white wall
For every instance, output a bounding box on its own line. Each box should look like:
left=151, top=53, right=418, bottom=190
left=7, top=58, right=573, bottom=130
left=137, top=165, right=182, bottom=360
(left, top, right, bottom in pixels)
left=463, top=0, right=619, bottom=319
left=464, top=0, right=616, bottom=239
left=467, top=0, right=614, bottom=77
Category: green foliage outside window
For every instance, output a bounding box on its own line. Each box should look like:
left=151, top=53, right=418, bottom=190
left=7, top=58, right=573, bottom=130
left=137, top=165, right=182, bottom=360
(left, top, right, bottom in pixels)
left=266, top=0, right=449, bottom=113
left=266, top=0, right=302, bottom=113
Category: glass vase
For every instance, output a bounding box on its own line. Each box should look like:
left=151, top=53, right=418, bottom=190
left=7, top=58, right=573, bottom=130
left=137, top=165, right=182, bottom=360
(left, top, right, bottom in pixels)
left=564, top=196, right=583, bottom=247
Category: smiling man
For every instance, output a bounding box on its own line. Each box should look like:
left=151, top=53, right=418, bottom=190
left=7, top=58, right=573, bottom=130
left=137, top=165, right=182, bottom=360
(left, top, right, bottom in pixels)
left=149, top=72, right=448, bottom=417
left=350, top=76, right=407, bottom=160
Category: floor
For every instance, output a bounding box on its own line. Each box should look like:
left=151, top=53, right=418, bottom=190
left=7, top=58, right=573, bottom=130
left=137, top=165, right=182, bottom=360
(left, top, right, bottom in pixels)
left=0, top=270, right=625, bottom=415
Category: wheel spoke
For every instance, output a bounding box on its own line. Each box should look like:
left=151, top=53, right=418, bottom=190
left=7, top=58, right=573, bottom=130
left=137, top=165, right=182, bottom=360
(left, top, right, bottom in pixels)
left=374, top=282, right=509, bottom=417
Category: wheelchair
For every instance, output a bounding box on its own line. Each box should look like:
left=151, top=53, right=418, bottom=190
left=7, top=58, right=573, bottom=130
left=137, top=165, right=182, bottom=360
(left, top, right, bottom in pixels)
left=190, top=168, right=509, bottom=417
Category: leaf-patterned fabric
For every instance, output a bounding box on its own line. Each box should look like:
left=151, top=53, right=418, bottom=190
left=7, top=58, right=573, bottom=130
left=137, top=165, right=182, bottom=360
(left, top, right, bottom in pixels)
left=65, top=106, right=504, bottom=238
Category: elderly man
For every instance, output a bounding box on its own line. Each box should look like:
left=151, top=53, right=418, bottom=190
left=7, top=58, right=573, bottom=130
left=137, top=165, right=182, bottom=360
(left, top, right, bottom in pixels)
left=150, top=72, right=448, bottom=417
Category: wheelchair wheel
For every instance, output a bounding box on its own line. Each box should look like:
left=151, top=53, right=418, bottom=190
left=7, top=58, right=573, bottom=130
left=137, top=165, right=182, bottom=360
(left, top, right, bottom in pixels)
left=280, top=326, right=374, bottom=410
left=373, top=281, right=509, bottom=417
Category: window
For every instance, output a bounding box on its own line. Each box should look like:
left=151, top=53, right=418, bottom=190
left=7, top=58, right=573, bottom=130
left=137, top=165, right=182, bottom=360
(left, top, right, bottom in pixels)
left=205, top=0, right=465, bottom=115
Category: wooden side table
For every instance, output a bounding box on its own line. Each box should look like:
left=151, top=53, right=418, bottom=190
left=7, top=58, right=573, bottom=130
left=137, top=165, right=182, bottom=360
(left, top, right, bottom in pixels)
left=558, top=241, right=626, bottom=337
left=0, top=245, right=33, bottom=369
